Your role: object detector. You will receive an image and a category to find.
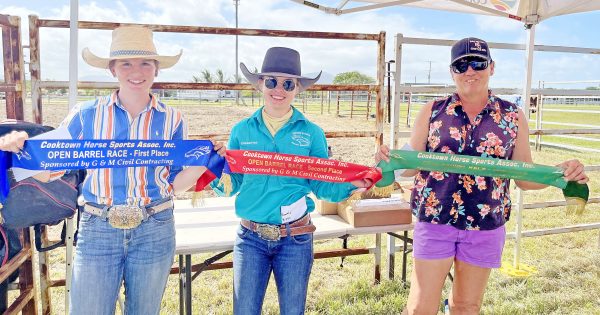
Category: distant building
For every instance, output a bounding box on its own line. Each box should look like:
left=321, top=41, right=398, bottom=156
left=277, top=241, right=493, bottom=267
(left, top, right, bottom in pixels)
left=173, top=90, right=234, bottom=102
left=543, top=96, right=600, bottom=105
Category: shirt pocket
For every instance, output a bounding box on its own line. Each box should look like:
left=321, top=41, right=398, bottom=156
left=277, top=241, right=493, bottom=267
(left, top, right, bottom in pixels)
left=239, top=142, right=265, bottom=152
left=284, top=143, right=311, bottom=157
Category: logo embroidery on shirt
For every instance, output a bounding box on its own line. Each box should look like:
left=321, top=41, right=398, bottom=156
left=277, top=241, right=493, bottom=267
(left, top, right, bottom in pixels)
left=291, top=132, right=310, bottom=147
left=240, top=141, right=258, bottom=145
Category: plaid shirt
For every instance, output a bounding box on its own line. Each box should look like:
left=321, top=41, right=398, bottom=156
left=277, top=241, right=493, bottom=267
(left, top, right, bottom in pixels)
left=57, top=91, right=187, bottom=206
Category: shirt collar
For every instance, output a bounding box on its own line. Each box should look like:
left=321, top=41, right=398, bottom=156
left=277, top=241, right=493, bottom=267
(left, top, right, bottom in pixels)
left=253, top=105, right=306, bottom=125
left=107, top=90, right=165, bottom=113
left=450, top=90, right=496, bottom=113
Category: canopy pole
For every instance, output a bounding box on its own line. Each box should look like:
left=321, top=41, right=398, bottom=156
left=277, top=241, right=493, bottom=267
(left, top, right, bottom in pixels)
left=68, top=0, right=78, bottom=110
left=391, top=33, right=403, bottom=150
left=65, top=2, right=78, bottom=313
left=514, top=23, right=536, bottom=270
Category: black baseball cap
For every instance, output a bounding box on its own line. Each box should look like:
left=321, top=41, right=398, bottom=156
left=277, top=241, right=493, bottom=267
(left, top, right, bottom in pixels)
left=450, top=37, right=492, bottom=65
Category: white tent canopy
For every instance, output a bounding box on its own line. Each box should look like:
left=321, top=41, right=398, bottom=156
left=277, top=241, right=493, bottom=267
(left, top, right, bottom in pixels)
left=294, top=0, right=600, bottom=25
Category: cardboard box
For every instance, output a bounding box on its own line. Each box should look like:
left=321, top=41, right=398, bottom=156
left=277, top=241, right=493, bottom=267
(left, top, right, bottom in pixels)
left=337, top=196, right=412, bottom=227
left=315, top=199, right=338, bottom=215
left=401, top=183, right=413, bottom=203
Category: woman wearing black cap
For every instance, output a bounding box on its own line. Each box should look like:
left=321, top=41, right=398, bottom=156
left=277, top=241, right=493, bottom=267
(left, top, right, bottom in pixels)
left=377, top=37, right=587, bottom=314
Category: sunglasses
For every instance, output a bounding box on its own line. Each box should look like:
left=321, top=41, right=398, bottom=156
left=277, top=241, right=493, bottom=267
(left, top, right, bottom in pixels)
left=263, top=77, right=296, bottom=92
left=451, top=58, right=489, bottom=74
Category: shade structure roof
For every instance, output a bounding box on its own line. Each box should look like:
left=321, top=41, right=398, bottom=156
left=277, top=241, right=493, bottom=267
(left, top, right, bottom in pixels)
left=294, top=0, right=600, bottom=24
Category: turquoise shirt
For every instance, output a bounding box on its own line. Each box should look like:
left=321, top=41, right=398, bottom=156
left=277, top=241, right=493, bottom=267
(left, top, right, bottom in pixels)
left=212, top=107, right=355, bottom=224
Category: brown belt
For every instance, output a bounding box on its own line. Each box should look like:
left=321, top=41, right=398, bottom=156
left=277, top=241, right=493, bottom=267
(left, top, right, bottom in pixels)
left=240, top=214, right=316, bottom=241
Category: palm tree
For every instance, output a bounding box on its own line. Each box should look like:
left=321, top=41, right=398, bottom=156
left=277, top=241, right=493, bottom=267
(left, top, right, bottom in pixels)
left=215, top=69, right=229, bottom=83
left=201, top=69, right=213, bottom=83
left=192, top=69, right=233, bottom=83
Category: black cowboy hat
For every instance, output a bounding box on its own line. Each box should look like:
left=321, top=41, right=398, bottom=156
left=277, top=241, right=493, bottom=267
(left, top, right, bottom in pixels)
left=240, top=47, right=321, bottom=93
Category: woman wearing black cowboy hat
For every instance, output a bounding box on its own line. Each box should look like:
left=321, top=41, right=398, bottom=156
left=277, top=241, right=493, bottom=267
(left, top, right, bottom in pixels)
left=211, top=47, right=372, bottom=314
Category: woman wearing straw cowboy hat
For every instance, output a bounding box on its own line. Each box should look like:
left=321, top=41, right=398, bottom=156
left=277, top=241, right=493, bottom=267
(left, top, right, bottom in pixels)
left=0, top=25, right=224, bottom=315
left=211, top=47, right=372, bottom=314
left=376, top=37, right=588, bottom=315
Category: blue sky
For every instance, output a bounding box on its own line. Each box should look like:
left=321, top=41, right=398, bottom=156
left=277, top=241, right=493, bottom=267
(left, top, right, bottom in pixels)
left=1, top=0, right=599, bottom=89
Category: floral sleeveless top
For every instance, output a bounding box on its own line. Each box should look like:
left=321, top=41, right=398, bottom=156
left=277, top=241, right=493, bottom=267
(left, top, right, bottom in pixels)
left=411, top=92, right=520, bottom=230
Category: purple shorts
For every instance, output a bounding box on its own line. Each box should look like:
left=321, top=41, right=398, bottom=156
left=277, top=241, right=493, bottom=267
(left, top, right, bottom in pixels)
left=412, top=222, right=506, bottom=268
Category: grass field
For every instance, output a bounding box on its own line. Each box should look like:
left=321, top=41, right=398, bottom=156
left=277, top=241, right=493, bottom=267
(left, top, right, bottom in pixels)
left=1, top=97, right=599, bottom=314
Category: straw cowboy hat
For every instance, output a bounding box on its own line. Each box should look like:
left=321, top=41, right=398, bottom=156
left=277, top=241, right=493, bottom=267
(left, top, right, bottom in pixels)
left=82, top=26, right=182, bottom=69
left=240, top=47, right=321, bottom=93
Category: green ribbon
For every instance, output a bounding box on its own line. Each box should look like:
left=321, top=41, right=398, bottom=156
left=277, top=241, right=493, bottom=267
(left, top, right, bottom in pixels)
left=376, top=150, right=589, bottom=213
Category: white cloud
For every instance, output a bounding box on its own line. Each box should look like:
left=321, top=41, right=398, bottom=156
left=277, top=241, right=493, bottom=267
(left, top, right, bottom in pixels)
left=137, top=0, right=229, bottom=26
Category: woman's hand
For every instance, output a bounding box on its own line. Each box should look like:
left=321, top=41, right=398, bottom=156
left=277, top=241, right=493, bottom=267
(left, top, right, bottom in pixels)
left=349, top=178, right=373, bottom=194
left=558, top=159, right=588, bottom=184
left=211, top=140, right=226, bottom=157
left=375, top=144, right=391, bottom=164
left=0, top=131, right=28, bottom=153
left=351, top=178, right=373, bottom=189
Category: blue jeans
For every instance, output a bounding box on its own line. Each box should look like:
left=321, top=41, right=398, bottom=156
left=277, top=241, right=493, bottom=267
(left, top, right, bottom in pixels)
left=69, top=208, right=176, bottom=315
left=233, top=225, right=314, bottom=315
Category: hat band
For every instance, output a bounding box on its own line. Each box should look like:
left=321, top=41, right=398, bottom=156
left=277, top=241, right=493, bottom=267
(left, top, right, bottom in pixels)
left=110, top=49, right=157, bottom=58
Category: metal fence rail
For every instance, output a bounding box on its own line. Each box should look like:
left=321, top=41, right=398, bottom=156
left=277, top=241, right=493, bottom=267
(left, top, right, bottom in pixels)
left=0, top=13, right=38, bottom=315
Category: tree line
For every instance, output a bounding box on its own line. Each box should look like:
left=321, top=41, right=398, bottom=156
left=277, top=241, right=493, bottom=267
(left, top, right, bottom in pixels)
left=191, top=69, right=375, bottom=85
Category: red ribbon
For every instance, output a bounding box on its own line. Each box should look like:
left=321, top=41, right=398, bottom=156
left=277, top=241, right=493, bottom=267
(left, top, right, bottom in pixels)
left=193, top=150, right=381, bottom=192
left=202, top=149, right=382, bottom=189
left=194, top=170, right=216, bottom=192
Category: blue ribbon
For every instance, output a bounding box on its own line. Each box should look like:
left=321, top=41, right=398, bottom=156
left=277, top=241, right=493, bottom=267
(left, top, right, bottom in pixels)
left=0, top=151, right=11, bottom=204
left=0, top=139, right=225, bottom=203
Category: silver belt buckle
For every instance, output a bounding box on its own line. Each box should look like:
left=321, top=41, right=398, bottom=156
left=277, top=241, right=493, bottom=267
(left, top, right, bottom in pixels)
left=108, top=205, right=144, bottom=229
left=255, top=223, right=280, bottom=241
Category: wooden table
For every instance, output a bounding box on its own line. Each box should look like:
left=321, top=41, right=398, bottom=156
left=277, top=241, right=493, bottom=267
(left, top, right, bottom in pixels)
left=173, top=198, right=414, bottom=315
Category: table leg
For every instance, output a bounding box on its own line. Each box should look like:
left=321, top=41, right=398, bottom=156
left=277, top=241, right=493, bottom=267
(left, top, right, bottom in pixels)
left=387, top=233, right=395, bottom=279
left=374, top=233, right=381, bottom=284
left=185, top=255, right=192, bottom=315
left=179, top=255, right=184, bottom=315
left=402, top=230, right=408, bottom=285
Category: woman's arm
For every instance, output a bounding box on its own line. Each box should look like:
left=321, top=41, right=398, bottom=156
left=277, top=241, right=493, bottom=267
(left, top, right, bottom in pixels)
left=511, top=109, right=547, bottom=190
left=375, top=101, right=434, bottom=177
left=0, top=130, right=51, bottom=182
left=512, top=109, right=588, bottom=190
left=210, top=125, right=244, bottom=196
left=172, top=141, right=226, bottom=194
left=171, top=166, right=208, bottom=194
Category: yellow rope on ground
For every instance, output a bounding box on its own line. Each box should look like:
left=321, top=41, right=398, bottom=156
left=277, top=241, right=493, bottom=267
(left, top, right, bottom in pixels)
left=499, top=261, right=538, bottom=278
